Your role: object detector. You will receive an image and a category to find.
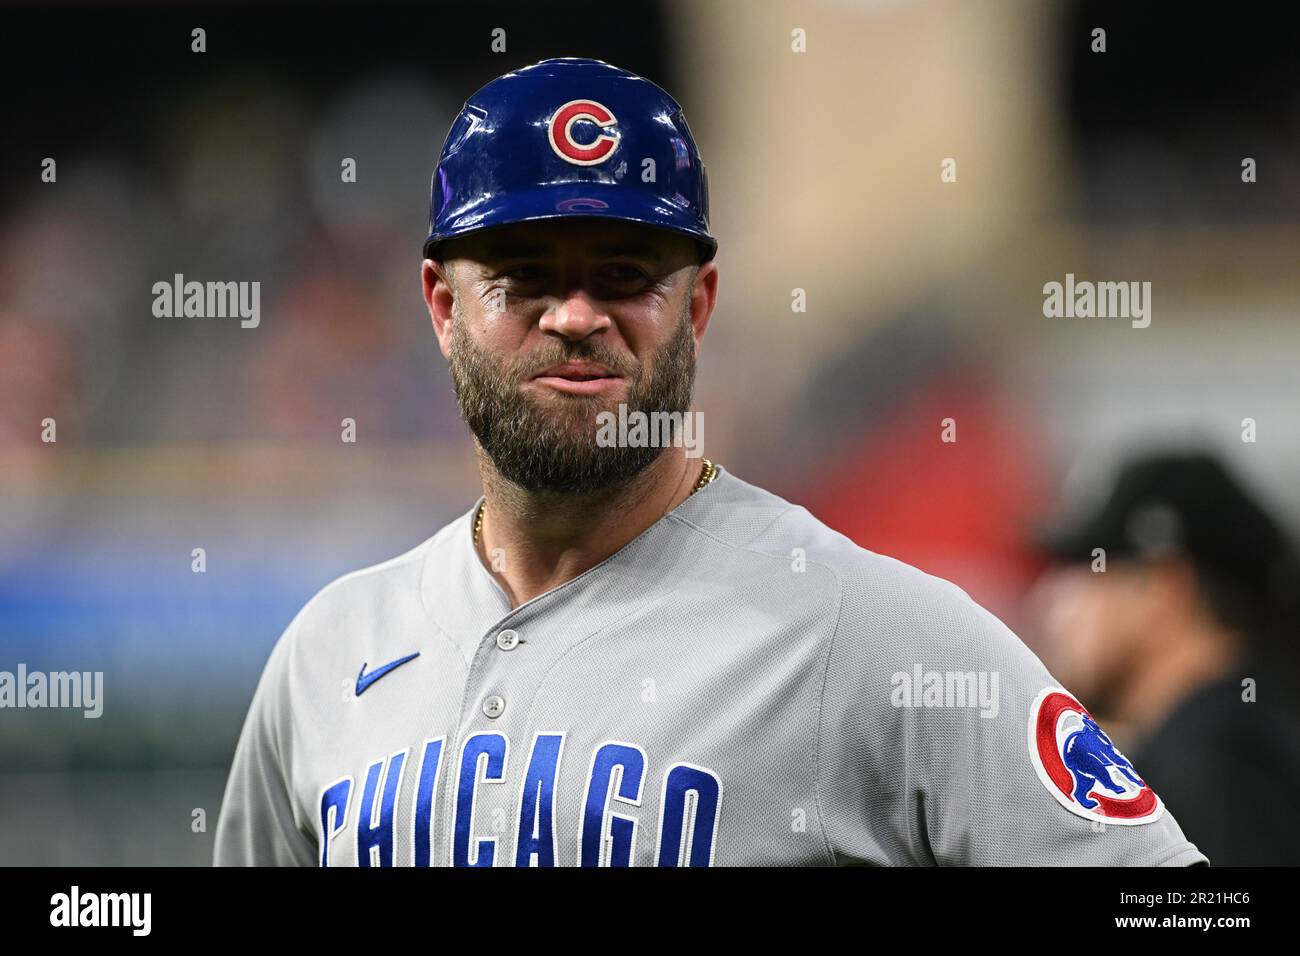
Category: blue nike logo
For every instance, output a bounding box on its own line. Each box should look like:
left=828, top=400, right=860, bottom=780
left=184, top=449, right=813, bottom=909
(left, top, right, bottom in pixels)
left=355, top=652, right=420, bottom=697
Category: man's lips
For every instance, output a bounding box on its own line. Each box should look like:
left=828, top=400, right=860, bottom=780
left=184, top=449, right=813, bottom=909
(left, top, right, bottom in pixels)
left=533, top=361, right=617, bottom=381
left=529, top=361, right=624, bottom=395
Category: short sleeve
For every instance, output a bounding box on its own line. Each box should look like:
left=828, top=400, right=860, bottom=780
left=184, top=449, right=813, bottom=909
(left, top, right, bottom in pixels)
left=815, top=557, right=1209, bottom=866
left=213, top=623, right=317, bottom=867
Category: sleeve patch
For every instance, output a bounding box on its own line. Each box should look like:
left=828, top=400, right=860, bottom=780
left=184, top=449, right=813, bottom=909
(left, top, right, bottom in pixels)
left=1027, top=687, right=1165, bottom=826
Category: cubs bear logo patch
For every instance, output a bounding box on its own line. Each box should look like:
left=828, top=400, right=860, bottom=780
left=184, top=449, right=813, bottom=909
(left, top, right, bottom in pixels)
left=1027, top=687, right=1164, bottom=825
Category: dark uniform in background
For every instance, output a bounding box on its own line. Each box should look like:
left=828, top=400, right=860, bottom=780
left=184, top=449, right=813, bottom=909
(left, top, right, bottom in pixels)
left=1038, top=451, right=1300, bottom=865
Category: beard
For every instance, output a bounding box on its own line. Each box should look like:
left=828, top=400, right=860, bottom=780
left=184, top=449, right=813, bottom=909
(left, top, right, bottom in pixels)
left=447, top=303, right=697, bottom=494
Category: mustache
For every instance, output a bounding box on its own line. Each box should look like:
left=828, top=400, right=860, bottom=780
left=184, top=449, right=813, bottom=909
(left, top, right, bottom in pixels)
left=510, top=341, right=639, bottom=381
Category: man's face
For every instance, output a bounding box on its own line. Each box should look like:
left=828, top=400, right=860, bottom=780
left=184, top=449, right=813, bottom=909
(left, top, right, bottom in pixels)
left=423, top=218, right=717, bottom=494
left=1029, top=561, right=1162, bottom=710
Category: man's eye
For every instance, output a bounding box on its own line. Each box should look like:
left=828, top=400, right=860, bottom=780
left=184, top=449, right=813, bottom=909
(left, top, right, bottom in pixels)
left=500, top=265, right=546, bottom=282
left=601, top=264, right=651, bottom=284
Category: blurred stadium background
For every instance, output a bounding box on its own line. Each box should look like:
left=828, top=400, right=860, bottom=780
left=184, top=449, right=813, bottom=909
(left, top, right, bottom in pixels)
left=2, top=0, right=1298, bottom=863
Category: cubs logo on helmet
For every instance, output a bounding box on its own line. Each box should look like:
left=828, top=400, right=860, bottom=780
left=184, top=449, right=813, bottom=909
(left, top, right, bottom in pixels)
left=548, top=99, right=618, bottom=166
left=1027, top=687, right=1163, bottom=825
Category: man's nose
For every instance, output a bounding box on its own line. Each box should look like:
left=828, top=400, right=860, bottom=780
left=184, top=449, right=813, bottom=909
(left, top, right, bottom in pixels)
left=538, top=292, right=612, bottom=341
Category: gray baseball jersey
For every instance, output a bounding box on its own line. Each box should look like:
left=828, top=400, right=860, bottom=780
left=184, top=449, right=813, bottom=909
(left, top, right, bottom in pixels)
left=213, top=466, right=1207, bottom=866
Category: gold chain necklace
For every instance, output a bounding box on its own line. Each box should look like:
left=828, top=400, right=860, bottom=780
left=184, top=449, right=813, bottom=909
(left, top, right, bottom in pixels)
left=473, top=458, right=717, bottom=547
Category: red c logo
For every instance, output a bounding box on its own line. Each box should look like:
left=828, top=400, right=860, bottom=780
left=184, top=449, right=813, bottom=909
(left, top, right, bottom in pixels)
left=548, top=99, right=618, bottom=166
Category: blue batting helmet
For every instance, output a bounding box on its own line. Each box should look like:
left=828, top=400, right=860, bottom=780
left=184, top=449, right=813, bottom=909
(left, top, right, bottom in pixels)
left=423, top=57, right=717, bottom=263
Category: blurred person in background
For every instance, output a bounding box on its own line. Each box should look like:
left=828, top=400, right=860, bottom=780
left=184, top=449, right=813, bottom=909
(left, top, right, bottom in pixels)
left=1031, top=450, right=1300, bottom=865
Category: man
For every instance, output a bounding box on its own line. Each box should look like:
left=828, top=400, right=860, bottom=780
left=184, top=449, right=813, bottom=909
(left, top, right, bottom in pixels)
left=214, top=57, right=1205, bottom=866
left=1033, top=450, right=1300, bottom=865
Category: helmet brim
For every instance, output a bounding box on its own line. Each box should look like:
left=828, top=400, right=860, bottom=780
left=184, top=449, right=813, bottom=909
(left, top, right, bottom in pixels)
left=423, top=181, right=717, bottom=264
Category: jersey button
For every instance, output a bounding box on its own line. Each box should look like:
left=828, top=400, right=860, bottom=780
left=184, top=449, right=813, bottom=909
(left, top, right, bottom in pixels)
left=482, top=695, right=506, bottom=719
left=495, top=629, right=520, bottom=651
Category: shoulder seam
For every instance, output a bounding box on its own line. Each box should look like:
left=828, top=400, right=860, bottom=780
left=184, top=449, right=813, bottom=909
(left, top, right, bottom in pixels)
left=669, top=502, right=842, bottom=865
left=812, top=562, right=846, bottom=866
left=417, top=520, right=465, bottom=629
left=666, top=503, right=837, bottom=569
left=665, top=501, right=789, bottom=546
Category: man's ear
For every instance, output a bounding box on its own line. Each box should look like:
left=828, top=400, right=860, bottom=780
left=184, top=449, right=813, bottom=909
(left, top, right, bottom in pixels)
left=689, top=259, right=719, bottom=355
left=422, top=258, right=456, bottom=360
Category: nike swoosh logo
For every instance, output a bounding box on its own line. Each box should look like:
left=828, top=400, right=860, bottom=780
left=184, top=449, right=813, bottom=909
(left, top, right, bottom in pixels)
left=355, top=652, right=420, bottom=697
